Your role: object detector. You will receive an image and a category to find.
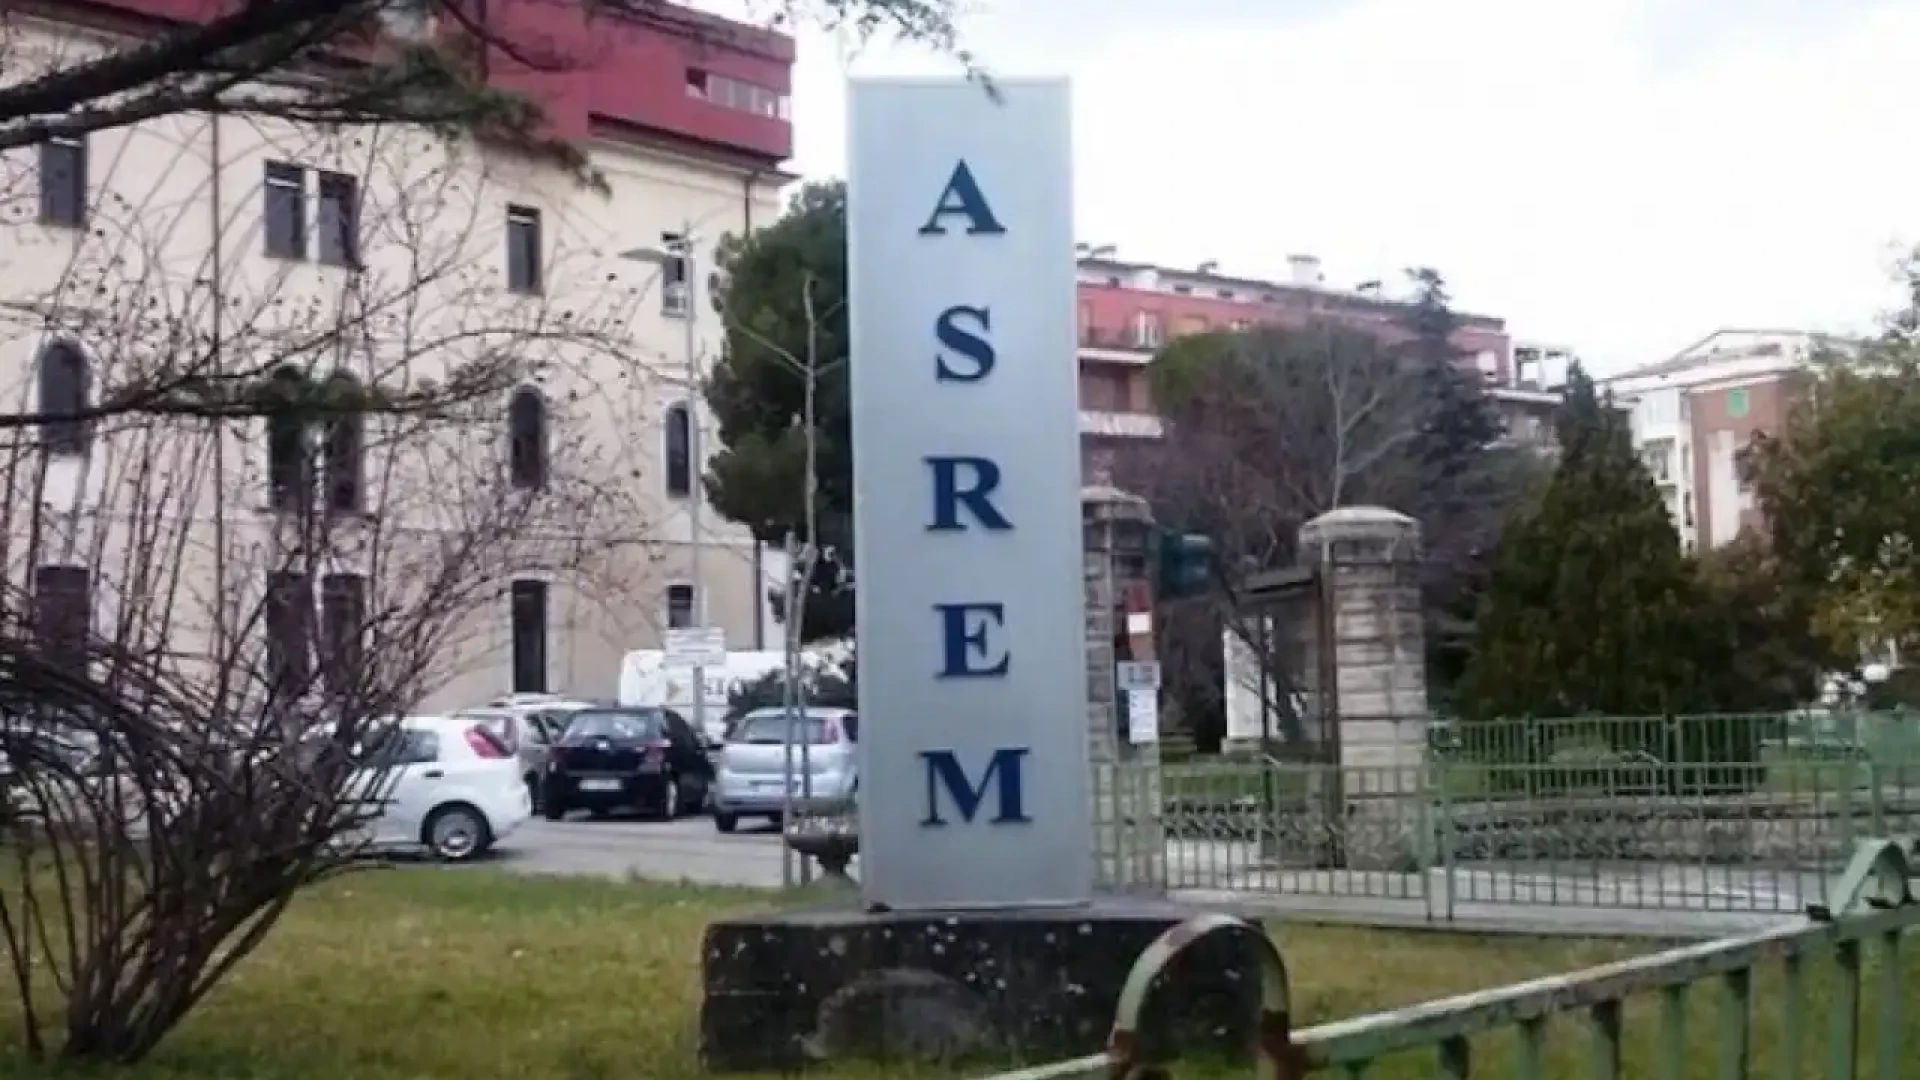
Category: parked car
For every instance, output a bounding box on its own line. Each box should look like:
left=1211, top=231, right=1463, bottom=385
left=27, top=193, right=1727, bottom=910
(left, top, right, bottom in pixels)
left=711, top=707, right=858, bottom=834
left=341, top=715, right=531, bottom=862
left=542, top=707, right=712, bottom=821
left=456, top=694, right=596, bottom=812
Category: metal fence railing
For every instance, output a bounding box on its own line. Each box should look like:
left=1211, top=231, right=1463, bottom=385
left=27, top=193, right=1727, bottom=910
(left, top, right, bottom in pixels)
left=1111, top=711, right=1920, bottom=916
left=978, top=837, right=1919, bottom=1080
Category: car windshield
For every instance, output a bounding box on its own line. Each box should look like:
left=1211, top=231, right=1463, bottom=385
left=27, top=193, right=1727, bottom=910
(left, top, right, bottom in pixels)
left=732, top=713, right=838, bottom=745
left=562, top=710, right=662, bottom=743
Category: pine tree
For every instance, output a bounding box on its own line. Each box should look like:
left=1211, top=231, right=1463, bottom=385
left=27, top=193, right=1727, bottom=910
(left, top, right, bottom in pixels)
left=1459, top=364, right=1709, bottom=723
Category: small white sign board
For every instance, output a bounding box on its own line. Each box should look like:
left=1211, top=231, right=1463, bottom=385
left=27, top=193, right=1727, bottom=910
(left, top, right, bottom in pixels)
left=663, top=627, right=725, bottom=669
left=1115, top=661, right=1161, bottom=692
left=1126, top=687, right=1160, bottom=744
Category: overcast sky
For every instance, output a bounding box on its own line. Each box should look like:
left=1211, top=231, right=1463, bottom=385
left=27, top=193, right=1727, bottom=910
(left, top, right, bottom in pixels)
left=763, top=0, right=1920, bottom=374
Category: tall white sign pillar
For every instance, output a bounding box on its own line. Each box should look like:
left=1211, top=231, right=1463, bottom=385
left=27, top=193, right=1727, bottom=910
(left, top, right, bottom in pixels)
left=848, top=78, right=1094, bottom=911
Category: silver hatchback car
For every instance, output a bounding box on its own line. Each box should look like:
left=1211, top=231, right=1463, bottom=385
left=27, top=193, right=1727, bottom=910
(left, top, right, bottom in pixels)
left=710, top=707, right=857, bottom=833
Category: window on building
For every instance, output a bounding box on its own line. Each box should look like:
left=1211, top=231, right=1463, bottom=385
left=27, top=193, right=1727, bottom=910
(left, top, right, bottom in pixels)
left=686, top=68, right=790, bottom=118
left=1726, top=386, right=1749, bottom=419
left=1133, top=310, right=1163, bottom=349
left=1078, top=368, right=1131, bottom=412
left=37, top=339, right=90, bottom=457
left=265, top=570, right=315, bottom=697
left=1178, top=314, right=1209, bottom=337
left=666, top=583, right=695, bottom=630
left=39, top=135, right=87, bottom=228
left=322, top=374, right=364, bottom=513
left=505, top=204, right=542, bottom=293
left=661, top=239, right=690, bottom=316
left=320, top=572, right=366, bottom=691
left=510, top=579, right=548, bottom=694
left=1642, top=439, right=1674, bottom=484
left=316, top=170, right=359, bottom=267
left=664, top=402, right=692, bottom=498
left=266, top=367, right=311, bottom=513
left=507, top=387, right=547, bottom=491
left=32, top=565, right=90, bottom=675
left=1172, top=283, right=1192, bottom=295
left=264, top=161, right=307, bottom=260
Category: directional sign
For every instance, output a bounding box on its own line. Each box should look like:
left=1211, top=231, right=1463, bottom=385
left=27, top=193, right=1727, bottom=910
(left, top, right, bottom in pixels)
left=663, top=627, right=725, bottom=669
left=1116, top=661, right=1161, bottom=692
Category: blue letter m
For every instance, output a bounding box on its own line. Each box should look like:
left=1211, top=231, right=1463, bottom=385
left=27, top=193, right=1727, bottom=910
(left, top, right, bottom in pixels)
left=920, top=747, right=1030, bottom=826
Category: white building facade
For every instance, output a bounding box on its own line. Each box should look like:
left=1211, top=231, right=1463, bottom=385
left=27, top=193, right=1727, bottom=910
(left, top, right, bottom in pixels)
left=0, top=4, right=796, bottom=710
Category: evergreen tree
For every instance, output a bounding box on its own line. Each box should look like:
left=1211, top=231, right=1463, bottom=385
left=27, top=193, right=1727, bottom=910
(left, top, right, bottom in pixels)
left=1459, top=364, right=1710, bottom=722
left=704, top=182, right=855, bottom=642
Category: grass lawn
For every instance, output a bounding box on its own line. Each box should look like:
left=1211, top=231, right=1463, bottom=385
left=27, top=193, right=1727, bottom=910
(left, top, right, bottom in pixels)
left=0, top=869, right=1905, bottom=1079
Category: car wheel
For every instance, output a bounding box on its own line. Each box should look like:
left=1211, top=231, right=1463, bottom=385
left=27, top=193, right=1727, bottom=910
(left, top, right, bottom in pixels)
left=543, top=797, right=567, bottom=822
left=713, top=811, right=738, bottom=834
left=654, top=776, right=680, bottom=822
left=424, top=804, right=490, bottom=862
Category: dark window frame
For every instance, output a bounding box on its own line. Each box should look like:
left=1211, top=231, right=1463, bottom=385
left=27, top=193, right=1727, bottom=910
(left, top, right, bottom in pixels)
left=505, top=204, right=543, bottom=294
left=316, top=170, right=360, bottom=268
left=266, top=367, right=312, bottom=513
left=39, top=135, right=87, bottom=228
left=37, top=339, right=91, bottom=457
left=264, top=161, right=308, bottom=261
left=507, top=387, right=547, bottom=491
left=510, top=579, right=548, bottom=694
left=320, top=572, right=367, bottom=692
left=31, top=564, right=90, bottom=675
left=322, top=374, right=365, bottom=513
left=666, top=583, right=695, bottom=629
left=661, top=240, right=689, bottom=316
left=663, top=402, right=692, bottom=498
left=265, top=570, right=315, bottom=698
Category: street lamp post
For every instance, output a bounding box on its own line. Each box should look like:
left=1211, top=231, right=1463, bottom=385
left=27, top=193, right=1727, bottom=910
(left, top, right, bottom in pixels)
left=621, top=229, right=708, bottom=743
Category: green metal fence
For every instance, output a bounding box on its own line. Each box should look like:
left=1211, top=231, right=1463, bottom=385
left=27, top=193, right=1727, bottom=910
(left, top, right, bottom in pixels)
left=1144, top=711, right=1920, bottom=916
left=977, top=836, right=1919, bottom=1080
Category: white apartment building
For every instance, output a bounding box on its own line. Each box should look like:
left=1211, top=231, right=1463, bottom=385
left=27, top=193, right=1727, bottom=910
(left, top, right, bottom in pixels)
left=1603, top=329, right=1847, bottom=551
left=0, top=3, right=797, bottom=710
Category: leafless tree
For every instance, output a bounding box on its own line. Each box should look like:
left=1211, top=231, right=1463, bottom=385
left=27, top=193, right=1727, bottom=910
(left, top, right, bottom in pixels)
left=1113, top=322, right=1536, bottom=748
left=0, top=119, right=653, bottom=1062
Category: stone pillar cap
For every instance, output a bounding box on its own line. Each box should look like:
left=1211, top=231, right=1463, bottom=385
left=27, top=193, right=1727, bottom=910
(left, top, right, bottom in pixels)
left=1299, top=505, right=1418, bottom=541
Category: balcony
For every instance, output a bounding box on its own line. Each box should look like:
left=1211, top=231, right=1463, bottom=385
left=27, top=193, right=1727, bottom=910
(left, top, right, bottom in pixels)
left=1079, top=328, right=1153, bottom=365
left=1079, top=410, right=1164, bottom=439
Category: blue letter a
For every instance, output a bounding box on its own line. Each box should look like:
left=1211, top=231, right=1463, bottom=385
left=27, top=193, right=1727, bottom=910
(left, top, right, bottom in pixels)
left=918, top=160, right=1006, bottom=236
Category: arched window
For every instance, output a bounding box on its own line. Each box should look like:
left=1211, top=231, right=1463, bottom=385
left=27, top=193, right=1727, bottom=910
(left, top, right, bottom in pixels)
left=322, top=373, right=365, bottom=513
left=663, top=402, right=691, bottom=499
left=507, top=387, right=547, bottom=491
left=265, top=366, right=311, bottom=513
left=37, top=339, right=91, bottom=457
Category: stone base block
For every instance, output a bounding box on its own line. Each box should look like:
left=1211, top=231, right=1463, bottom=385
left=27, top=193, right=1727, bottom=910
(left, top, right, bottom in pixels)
left=698, top=894, right=1264, bottom=1072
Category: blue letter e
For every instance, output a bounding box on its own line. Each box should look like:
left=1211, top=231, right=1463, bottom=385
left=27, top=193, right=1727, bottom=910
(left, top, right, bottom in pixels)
left=935, top=602, right=1008, bottom=678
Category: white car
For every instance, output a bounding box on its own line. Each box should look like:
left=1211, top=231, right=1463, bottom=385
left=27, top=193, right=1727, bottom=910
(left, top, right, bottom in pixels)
left=344, top=715, right=531, bottom=861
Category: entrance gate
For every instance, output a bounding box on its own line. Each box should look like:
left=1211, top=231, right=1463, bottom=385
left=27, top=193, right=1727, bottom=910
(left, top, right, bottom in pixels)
left=975, top=837, right=1917, bottom=1079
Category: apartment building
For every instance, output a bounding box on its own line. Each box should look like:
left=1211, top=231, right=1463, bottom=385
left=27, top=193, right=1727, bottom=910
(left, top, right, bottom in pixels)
left=1603, top=329, right=1847, bottom=551
left=1, top=0, right=795, bottom=709
left=1073, top=252, right=1556, bottom=480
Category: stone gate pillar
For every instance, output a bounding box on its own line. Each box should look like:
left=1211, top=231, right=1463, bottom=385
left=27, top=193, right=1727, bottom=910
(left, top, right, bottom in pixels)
left=1083, top=485, right=1165, bottom=890
left=1298, top=506, right=1428, bottom=869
